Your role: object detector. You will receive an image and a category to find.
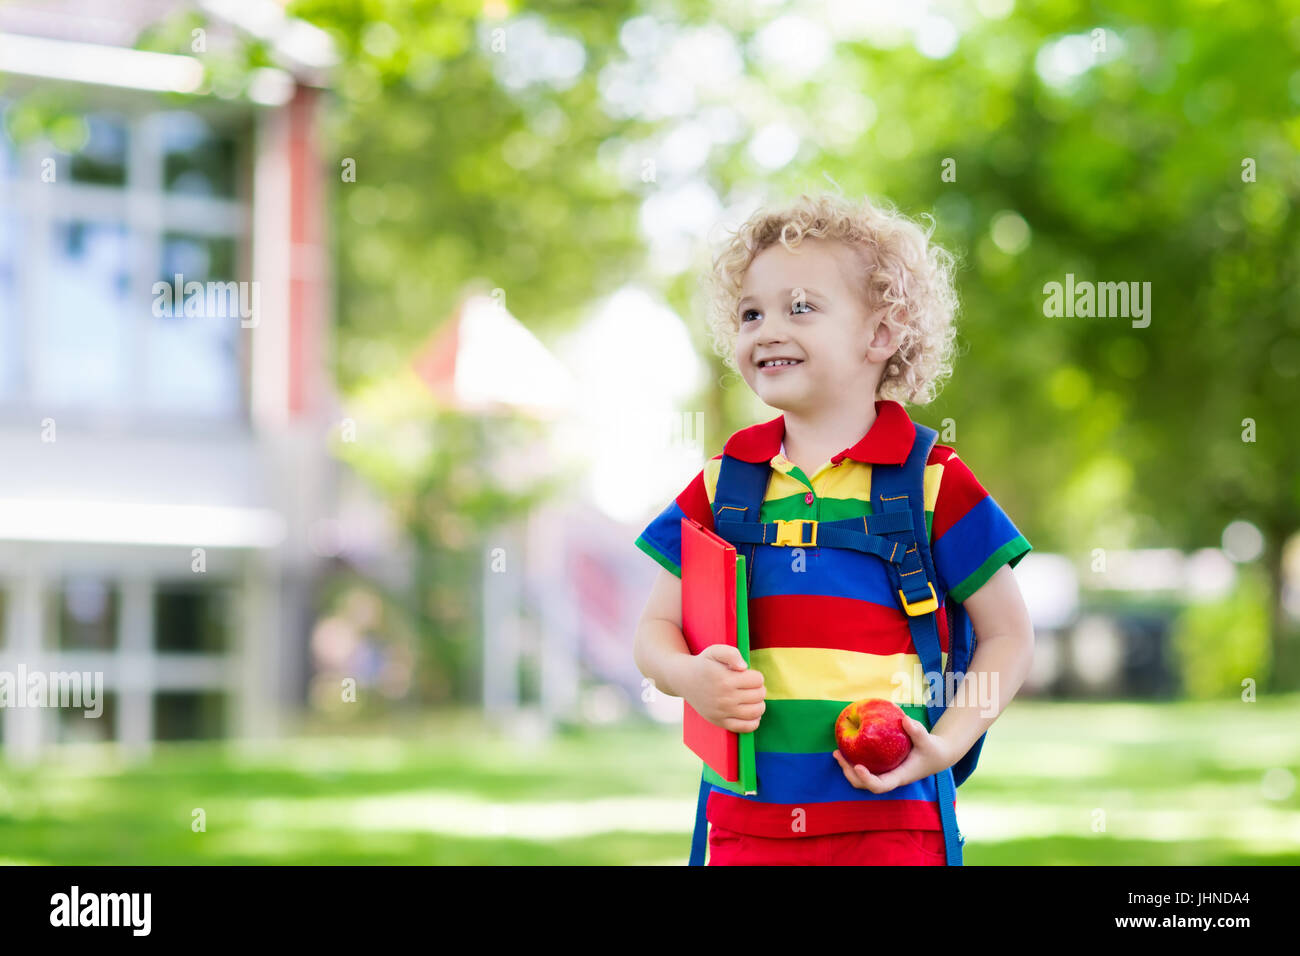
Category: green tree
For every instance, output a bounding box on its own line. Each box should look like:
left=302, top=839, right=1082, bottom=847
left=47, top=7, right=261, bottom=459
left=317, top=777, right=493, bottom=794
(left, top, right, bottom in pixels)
left=660, top=3, right=1300, bottom=688
left=104, top=0, right=1300, bottom=695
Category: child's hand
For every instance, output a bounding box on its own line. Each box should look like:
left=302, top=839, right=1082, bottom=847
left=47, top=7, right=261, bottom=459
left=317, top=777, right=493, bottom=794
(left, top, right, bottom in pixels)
left=832, top=717, right=954, bottom=794
left=675, top=644, right=765, bottom=733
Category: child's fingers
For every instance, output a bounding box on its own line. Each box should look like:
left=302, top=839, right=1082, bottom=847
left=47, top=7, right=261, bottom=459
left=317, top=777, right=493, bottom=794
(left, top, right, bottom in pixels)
left=832, top=750, right=874, bottom=791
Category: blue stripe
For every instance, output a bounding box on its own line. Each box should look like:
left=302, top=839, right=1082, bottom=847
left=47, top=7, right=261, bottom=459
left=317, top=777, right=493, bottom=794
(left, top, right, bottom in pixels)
left=638, top=499, right=688, bottom=571
left=932, top=494, right=1021, bottom=594
left=712, top=750, right=939, bottom=805
left=747, top=541, right=901, bottom=605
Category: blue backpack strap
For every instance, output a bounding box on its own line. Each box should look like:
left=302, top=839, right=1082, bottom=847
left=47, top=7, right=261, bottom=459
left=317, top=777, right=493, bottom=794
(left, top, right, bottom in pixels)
left=714, top=511, right=913, bottom=562
left=948, top=602, right=987, bottom=787
left=870, top=421, right=965, bottom=866
left=688, top=768, right=711, bottom=865
left=686, top=452, right=770, bottom=865
left=711, top=453, right=771, bottom=594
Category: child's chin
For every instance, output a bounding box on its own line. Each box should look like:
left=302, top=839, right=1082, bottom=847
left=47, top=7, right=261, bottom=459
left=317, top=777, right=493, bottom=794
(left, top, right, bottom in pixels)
left=756, top=389, right=800, bottom=410
left=757, top=379, right=801, bottom=397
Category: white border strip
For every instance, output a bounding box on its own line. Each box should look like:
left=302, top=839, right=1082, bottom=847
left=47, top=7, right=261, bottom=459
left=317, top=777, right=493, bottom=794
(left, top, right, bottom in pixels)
left=0, top=33, right=204, bottom=93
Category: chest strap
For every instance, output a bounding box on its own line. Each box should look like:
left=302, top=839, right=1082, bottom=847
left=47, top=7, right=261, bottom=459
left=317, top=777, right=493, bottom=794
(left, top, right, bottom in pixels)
left=713, top=511, right=937, bottom=616
left=713, top=511, right=914, bottom=561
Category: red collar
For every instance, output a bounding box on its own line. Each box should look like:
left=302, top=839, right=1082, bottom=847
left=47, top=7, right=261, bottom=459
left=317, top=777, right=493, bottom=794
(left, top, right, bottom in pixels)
left=722, top=400, right=915, bottom=465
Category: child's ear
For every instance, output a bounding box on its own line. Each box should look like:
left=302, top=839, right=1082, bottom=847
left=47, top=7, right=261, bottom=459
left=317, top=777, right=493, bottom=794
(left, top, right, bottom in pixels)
left=866, top=309, right=899, bottom=359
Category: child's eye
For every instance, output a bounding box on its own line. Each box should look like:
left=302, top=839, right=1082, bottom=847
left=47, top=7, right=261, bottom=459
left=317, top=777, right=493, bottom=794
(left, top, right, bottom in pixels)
left=740, top=302, right=813, bottom=323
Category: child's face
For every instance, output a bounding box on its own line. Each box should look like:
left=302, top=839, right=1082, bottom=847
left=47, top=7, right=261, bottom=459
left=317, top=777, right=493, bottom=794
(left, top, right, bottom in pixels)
left=734, top=238, right=897, bottom=414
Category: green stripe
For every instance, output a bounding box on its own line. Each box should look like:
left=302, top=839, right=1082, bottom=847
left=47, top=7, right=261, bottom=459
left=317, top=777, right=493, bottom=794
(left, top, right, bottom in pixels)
left=755, top=699, right=932, bottom=753
left=948, top=534, right=1032, bottom=603
left=785, top=464, right=814, bottom=489
left=760, top=494, right=934, bottom=541
left=734, top=555, right=757, bottom=794
left=703, top=761, right=758, bottom=793
left=762, top=493, right=869, bottom=521
left=634, top=534, right=680, bottom=577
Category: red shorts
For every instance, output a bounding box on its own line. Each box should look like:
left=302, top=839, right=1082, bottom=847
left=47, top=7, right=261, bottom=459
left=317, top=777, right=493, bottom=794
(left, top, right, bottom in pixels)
left=707, top=824, right=949, bottom=866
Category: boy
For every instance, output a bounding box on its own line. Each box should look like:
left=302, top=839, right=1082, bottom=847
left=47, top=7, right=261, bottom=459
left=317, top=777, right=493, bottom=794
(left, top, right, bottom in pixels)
left=632, top=193, right=1036, bottom=865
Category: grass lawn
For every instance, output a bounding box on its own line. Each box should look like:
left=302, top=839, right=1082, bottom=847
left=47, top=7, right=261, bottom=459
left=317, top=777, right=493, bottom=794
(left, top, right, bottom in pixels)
left=1, top=696, right=1298, bottom=864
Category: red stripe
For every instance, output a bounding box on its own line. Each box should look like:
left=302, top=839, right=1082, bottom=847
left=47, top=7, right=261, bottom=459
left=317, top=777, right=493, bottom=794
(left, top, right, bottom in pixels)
left=723, top=400, right=916, bottom=465
left=675, top=467, right=715, bottom=532
left=749, top=593, right=949, bottom=655
left=929, top=447, right=990, bottom=541
left=925, top=444, right=950, bottom=466
left=707, top=791, right=950, bottom=836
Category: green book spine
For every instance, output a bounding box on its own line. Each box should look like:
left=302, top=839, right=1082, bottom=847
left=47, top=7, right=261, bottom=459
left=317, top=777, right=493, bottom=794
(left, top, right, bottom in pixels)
left=699, top=554, right=757, bottom=796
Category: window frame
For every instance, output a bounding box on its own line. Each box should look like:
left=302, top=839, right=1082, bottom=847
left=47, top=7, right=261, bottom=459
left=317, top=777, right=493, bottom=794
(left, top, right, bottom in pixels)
left=0, top=89, right=255, bottom=432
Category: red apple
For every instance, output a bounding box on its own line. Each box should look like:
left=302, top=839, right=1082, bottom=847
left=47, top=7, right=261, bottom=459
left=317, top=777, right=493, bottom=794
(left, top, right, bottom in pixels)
left=834, top=699, right=912, bottom=774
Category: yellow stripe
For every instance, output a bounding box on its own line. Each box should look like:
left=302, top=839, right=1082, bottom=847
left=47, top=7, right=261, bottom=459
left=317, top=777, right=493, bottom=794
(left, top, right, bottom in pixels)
left=703, top=454, right=946, bottom=516
left=750, top=646, right=949, bottom=705
left=807, top=460, right=872, bottom=501
left=702, top=457, right=723, bottom=503
left=765, top=468, right=811, bottom=499
left=924, top=461, right=943, bottom=515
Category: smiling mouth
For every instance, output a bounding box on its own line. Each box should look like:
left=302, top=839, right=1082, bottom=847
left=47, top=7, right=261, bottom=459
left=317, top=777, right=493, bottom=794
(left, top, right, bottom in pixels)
left=758, top=359, right=804, bottom=368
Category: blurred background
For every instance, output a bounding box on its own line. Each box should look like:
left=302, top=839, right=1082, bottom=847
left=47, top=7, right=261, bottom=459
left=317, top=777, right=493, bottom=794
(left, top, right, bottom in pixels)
left=0, top=0, right=1297, bottom=864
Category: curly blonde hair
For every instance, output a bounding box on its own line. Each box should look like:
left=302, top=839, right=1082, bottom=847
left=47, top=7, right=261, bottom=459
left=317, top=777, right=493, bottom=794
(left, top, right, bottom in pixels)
left=702, top=192, right=960, bottom=405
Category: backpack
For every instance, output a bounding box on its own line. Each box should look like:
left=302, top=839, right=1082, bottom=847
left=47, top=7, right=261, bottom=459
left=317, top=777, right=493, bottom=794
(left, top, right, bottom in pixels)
left=687, top=419, right=984, bottom=866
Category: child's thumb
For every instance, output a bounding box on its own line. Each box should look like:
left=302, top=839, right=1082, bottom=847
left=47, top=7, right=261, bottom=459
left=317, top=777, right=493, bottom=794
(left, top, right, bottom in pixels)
left=705, top=644, right=747, bottom=670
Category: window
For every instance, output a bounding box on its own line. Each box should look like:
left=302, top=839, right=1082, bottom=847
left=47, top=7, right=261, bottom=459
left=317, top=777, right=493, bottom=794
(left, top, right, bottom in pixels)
left=0, top=195, right=18, bottom=400
left=39, top=220, right=134, bottom=409
left=0, top=103, right=250, bottom=421
left=154, top=583, right=231, bottom=653
left=68, top=113, right=127, bottom=186
left=150, top=233, right=241, bottom=415
left=155, top=691, right=225, bottom=740
left=161, top=110, right=238, bottom=197
left=54, top=577, right=118, bottom=651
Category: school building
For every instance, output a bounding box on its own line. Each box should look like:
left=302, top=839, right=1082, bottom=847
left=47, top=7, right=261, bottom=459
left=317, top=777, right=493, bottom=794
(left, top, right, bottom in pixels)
left=0, top=0, right=338, bottom=761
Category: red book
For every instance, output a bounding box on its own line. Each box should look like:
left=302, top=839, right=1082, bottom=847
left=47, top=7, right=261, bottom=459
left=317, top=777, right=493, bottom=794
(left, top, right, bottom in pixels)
left=680, top=517, right=757, bottom=795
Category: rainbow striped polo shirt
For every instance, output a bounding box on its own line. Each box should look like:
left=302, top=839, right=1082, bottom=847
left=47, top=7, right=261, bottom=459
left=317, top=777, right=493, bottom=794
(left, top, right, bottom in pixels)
left=634, top=399, right=1032, bottom=838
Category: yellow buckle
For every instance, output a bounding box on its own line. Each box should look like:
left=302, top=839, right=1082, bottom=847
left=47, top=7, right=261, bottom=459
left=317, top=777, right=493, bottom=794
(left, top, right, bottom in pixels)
left=898, top=582, right=939, bottom=616
left=774, top=518, right=817, bottom=547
